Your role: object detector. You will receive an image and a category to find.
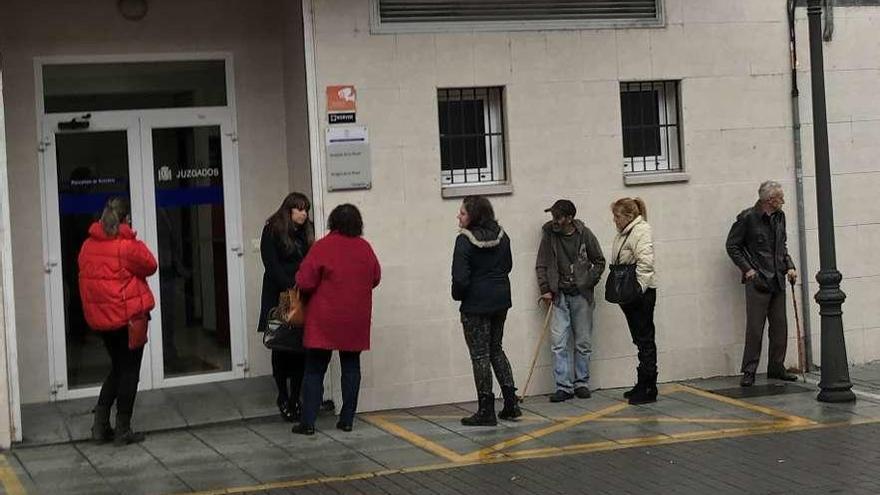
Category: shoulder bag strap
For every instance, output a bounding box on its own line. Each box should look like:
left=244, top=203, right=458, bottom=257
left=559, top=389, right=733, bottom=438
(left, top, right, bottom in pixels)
left=615, top=229, right=633, bottom=265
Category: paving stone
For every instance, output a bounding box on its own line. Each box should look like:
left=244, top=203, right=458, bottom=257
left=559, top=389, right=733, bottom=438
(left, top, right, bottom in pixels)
left=19, top=403, right=70, bottom=445
left=172, top=460, right=259, bottom=491
left=220, top=375, right=279, bottom=419
left=167, top=383, right=244, bottom=425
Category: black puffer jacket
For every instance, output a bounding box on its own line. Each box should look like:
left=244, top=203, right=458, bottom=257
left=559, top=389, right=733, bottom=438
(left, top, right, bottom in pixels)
left=726, top=203, right=795, bottom=292
left=451, top=222, right=512, bottom=314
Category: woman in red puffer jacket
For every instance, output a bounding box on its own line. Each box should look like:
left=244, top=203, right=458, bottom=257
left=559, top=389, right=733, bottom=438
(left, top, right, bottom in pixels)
left=78, top=197, right=157, bottom=446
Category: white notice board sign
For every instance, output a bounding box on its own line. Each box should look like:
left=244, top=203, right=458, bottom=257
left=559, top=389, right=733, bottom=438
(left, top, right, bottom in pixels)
left=325, top=126, right=371, bottom=191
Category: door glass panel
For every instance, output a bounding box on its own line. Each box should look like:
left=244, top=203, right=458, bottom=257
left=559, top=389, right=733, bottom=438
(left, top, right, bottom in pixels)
left=151, top=126, right=232, bottom=378
left=56, top=131, right=130, bottom=389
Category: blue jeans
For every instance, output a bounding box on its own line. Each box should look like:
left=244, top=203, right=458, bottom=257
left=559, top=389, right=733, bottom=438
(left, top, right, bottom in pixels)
left=300, top=349, right=361, bottom=427
left=550, top=292, right=594, bottom=393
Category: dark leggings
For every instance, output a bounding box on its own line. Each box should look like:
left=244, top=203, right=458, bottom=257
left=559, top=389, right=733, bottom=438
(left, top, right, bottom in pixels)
left=271, top=350, right=305, bottom=406
left=620, top=288, right=658, bottom=375
left=300, top=349, right=361, bottom=427
left=96, top=328, right=145, bottom=416
left=461, top=310, right=515, bottom=396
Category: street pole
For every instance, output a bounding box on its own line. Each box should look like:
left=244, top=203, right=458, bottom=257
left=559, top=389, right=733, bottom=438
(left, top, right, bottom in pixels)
left=806, top=0, right=855, bottom=403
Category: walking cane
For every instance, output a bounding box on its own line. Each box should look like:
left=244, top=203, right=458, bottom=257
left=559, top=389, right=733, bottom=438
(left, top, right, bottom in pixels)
left=519, top=299, right=554, bottom=402
left=790, top=278, right=807, bottom=381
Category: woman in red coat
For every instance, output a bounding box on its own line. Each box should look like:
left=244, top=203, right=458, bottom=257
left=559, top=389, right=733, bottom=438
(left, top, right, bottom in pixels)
left=292, top=204, right=381, bottom=435
left=78, top=197, right=157, bottom=445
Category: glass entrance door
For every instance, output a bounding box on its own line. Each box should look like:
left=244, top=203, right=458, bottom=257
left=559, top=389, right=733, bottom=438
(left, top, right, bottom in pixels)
left=140, top=111, right=245, bottom=388
left=43, top=114, right=148, bottom=398
left=43, top=111, right=245, bottom=399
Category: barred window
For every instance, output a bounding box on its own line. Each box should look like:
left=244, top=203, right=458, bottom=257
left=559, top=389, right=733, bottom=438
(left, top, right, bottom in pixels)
left=620, top=81, right=682, bottom=174
left=438, top=87, right=507, bottom=187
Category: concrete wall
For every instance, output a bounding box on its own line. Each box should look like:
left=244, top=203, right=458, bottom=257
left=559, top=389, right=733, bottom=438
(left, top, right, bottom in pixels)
left=283, top=1, right=314, bottom=195
left=0, top=71, right=15, bottom=447
left=792, top=6, right=880, bottom=367
left=0, top=0, right=308, bottom=402
left=306, top=0, right=842, bottom=411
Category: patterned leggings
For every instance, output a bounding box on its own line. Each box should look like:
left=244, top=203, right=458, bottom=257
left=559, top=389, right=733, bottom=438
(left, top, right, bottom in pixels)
left=461, top=310, right=515, bottom=396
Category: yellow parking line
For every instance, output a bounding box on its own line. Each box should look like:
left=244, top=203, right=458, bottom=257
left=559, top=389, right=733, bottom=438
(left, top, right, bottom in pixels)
left=0, top=455, right=26, bottom=495
left=180, top=417, right=880, bottom=495
left=462, top=402, right=630, bottom=461
left=676, top=384, right=816, bottom=425
left=362, top=414, right=469, bottom=463
left=379, top=413, right=778, bottom=426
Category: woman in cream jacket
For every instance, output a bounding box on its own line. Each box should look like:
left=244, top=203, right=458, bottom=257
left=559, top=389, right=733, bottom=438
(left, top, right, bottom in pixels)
left=610, top=197, right=658, bottom=405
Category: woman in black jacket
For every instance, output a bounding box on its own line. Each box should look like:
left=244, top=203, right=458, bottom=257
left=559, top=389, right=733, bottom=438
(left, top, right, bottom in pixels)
left=259, top=192, right=314, bottom=422
left=451, top=195, right=520, bottom=426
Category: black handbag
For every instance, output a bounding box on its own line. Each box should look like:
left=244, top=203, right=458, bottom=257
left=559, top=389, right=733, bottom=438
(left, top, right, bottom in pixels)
left=605, top=230, right=641, bottom=305
left=262, top=307, right=304, bottom=352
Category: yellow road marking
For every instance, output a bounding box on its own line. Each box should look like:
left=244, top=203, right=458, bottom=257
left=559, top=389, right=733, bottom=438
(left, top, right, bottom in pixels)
left=179, top=418, right=876, bottom=495
left=462, top=402, right=630, bottom=461
left=377, top=414, right=778, bottom=425
left=676, top=384, right=816, bottom=426
left=175, top=383, right=867, bottom=494
left=0, top=455, right=26, bottom=495
left=362, top=414, right=469, bottom=463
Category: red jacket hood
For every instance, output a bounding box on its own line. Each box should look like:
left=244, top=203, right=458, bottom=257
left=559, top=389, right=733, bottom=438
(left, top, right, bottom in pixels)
left=88, top=222, right=137, bottom=241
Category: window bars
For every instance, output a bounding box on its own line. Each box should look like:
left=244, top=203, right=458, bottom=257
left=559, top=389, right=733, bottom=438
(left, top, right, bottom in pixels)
left=620, top=80, right=682, bottom=174
left=438, top=87, right=507, bottom=186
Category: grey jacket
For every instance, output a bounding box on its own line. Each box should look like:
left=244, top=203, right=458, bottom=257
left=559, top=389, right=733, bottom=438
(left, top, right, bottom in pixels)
left=535, top=219, right=606, bottom=303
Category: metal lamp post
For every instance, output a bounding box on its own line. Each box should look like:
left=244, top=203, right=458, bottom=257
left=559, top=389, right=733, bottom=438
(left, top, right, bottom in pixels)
left=806, top=0, right=855, bottom=403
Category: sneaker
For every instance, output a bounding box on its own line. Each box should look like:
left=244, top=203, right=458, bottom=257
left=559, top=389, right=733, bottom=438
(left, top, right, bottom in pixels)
left=548, top=390, right=574, bottom=403
left=740, top=372, right=755, bottom=387
left=574, top=387, right=592, bottom=399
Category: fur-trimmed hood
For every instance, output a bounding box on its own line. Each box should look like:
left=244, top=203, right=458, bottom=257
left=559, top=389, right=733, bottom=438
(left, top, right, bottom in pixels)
left=459, top=223, right=505, bottom=249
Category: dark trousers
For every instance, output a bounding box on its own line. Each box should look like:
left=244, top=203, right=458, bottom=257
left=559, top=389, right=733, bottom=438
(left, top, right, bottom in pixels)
left=620, top=288, right=658, bottom=375
left=300, top=349, right=361, bottom=427
left=461, top=310, right=515, bottom=396
left=271, top=350, right=305, bottom=406
left=96, top=328, right=145, bottom=416
left=742, top=283, right=788, bottom=374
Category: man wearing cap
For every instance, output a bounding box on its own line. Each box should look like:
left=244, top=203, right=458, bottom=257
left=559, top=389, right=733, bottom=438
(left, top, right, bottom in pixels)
left=536, top=200, right=606, bottom=402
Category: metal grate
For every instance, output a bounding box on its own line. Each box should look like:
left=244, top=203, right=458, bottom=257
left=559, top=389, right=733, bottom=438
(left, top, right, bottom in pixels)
left=373, top=0, right=662, bottom=32
left=620, top=80, right=682, bottom=174
left=438, top=87, right=507, bottom=186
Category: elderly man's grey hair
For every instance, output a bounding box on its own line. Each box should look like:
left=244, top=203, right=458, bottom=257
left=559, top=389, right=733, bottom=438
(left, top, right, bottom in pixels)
left=758, top=180, right=783, bottom=202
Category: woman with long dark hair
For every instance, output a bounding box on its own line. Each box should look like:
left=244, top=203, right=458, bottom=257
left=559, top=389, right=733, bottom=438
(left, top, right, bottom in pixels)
left=259, top=192, right=314, bottom=421
left=79, top=197, right=157, bottom=445
left=452, top=195, right=520, bottom=426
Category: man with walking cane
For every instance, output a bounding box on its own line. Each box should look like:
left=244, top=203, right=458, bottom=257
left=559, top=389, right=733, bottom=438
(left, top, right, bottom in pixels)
left=726, top=181, right=799, bottom=387
left=536, top=200, right=605, bottom=402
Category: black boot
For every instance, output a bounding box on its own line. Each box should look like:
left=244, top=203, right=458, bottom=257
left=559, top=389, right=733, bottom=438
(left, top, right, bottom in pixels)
left=114, top=413, right=145, bottom=446
left=91, top=405, right=114, bottom=444
left=623, top=370, right=644, bottom=399
left=498, top=387, right=522, bottom=421
left=461, top=393, right=497, bottom=426
left=278, top=398, right=296, bottom=423
left=628, top=372, right=658, bottom=405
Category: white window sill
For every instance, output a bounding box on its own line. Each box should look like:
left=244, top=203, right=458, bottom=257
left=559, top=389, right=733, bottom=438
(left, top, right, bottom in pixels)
left=624, top=172, right=690, bottom=186
left=441, top=183, right=514, bottom=199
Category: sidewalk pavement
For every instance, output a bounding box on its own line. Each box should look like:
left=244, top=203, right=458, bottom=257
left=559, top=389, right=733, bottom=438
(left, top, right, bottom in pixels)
left=3, top=363, right=880, bottom=494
